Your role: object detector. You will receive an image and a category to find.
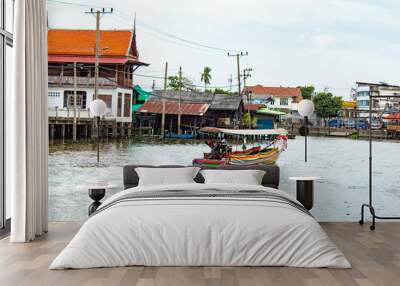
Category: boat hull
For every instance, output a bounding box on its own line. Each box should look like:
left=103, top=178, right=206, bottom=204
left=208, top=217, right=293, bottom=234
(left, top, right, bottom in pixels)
left=193, top=148, right=282, bottom=167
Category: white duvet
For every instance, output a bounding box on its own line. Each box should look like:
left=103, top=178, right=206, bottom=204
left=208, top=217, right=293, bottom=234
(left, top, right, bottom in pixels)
left=50, top=183, right=351, bottom=269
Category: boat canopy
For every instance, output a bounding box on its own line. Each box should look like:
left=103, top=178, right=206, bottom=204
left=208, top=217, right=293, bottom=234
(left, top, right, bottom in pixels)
left=199, top=127, right=288, bottom=136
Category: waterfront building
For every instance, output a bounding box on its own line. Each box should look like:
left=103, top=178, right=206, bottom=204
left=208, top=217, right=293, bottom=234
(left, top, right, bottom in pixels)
left=244, top=85, right=303, bottom=113
left=47, top=29, right=149, bottom=138
left=354, top=82, right=400, bottom=120
left=136, top=90, right=244, bottom=134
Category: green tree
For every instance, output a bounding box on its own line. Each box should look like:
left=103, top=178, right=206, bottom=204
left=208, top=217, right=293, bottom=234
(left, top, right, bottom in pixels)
left=200, top=67, right=212, bottom=90
left=168, top=75, right=195, bottom=91
left=313, top=92, right=343, bottom=125
left=213, top=88, right=232, bottom=95
left=241, top=112, right=257, bottom=128
left=299, top=85, right=315, bottom=100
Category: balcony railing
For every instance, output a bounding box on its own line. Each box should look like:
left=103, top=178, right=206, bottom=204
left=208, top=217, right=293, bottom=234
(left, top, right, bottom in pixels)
left=48, top=107, right=115, bottom=120
left=48, top=76, right=117, bottom=87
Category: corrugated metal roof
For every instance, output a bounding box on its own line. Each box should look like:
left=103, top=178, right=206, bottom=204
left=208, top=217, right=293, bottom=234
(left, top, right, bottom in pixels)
left=150, top=90, right=243, bottom=111
left=244, top=103, right=265, bottom=111
left=137, top=101, right=209, bottom=116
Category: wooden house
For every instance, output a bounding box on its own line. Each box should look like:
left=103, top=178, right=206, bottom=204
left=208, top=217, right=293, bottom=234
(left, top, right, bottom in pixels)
left=137, top=90, right=244, bottom=135
left=47, top=29, right=148, bottom=138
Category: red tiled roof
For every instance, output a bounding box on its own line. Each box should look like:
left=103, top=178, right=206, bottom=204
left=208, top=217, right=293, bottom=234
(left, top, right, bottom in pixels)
left=48, top=55, right=129, bottom=64
left=244, top=103, right=265, bottom=111
left=48, top=29, right=136, bottom=58
left=137, top=101, right=209, bottom=116
left=246, top=85, right=301, bottom=97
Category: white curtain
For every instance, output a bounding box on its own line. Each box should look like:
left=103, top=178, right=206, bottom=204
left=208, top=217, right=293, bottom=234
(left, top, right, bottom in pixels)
left=8, top=0, right=48, bottom=242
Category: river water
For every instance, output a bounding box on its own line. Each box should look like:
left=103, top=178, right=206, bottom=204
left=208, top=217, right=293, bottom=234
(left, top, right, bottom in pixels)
left=49, top=137, right=400, bottom=222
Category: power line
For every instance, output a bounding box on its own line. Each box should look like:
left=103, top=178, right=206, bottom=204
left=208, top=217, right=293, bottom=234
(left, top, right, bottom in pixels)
left=110, top=14, right=226, bottom=54
left=46, top=0, right=241, bottom=54
left=98, top=65, right=238, bottom=89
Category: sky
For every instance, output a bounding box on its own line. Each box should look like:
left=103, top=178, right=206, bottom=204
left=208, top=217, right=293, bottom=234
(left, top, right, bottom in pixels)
left=47, top=0, right=400, bottom=99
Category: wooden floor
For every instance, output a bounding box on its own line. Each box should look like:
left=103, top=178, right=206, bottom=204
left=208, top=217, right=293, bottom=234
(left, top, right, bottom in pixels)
left=0, top=222, right=399, bottom=286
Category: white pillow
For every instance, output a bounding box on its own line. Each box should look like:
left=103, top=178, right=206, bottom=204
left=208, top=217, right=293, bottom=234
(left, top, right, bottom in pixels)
left=136, top=167, right=200, bottom=186
left=200, top=169, right=265, bottom=185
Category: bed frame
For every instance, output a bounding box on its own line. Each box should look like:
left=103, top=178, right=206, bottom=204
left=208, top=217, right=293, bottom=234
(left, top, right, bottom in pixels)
left=123, top=165, right=280, bottom=189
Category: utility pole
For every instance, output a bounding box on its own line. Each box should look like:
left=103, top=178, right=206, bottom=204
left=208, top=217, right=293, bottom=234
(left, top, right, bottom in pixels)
left=85, top=7, right=113, bottom=139
left=73, top=62, right=77, bottom=142
left=85, top=8, right=114, bottom=101
left=242, top=68, right=253, bottom=103
left=228, top=51, right=248, bottom=96
left=161, top=62, right=168, bottom=138
left=178, top=66, right=182, bottom=135
left=242, top=68, right=253, bottom=128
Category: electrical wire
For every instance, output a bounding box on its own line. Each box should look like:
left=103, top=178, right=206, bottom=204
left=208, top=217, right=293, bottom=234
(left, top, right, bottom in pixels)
left=110, top=14, right=226, bottom=54
left=98, top=65, right=238, bottom=89
left=46, top=0, right=240, bottom=54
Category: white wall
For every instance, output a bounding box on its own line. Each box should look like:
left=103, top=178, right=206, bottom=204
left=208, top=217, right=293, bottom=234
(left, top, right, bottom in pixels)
left=48, top=87, right=133, bottom=122
left=267, top=96, right=294, bottom=110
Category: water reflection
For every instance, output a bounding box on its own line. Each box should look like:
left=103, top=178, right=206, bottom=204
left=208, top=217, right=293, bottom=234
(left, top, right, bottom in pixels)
left=49, top=137, right=400, bottom=222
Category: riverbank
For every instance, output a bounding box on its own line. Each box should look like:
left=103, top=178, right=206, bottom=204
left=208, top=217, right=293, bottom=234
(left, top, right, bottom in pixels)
left=284, top=125, right=399, bottom=140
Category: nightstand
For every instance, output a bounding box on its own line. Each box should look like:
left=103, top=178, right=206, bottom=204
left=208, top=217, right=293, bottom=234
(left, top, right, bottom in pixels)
left=87, top=182, right=112, bottom=216
left=289, top=177, right=319, bottom=210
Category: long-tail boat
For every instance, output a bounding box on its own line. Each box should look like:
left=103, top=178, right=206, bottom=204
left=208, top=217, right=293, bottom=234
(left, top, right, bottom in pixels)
left=192, top=128, right=288, bottom=167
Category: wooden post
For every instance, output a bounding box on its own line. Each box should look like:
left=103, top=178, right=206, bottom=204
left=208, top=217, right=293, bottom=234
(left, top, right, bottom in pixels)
left=121, top=123, right=125, bottom=138
left=50, top=124, right=55, bottom=144
left=178, top=66, right=182, bottom=135
left=73, top=61, right=78, bottom=142
left=61, top=124, right=66, bottom=143
left=112, top=121, right=117, bottom=138
left=127, top=123, right=132, bottom=137
left=161, top=62, right=168, bottom=138
left=84, top=123, right=88, bottom=140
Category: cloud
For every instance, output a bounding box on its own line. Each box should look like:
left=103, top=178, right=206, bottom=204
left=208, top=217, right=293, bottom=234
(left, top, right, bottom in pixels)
left=47, top=0, right=400, bottom=98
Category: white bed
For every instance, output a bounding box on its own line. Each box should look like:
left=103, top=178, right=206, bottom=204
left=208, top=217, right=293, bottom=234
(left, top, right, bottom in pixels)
left=50, top=183, right=351, bottom=269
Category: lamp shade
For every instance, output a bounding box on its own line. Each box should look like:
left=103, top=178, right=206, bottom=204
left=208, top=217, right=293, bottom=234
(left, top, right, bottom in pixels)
left=90, top=99, right=107, bottom=117
left=298, top=99, right=315, bottom=117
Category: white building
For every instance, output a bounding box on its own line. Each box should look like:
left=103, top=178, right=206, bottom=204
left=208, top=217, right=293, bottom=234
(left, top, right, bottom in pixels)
left=354, top=82, right=400, bottom=118
left=244, top=85, right=303, bottom=113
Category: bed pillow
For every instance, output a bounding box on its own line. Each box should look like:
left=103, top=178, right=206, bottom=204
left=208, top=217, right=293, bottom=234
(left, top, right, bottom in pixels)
left=200, top=169, right=266, bottom=185
left=135, top=167, right=200, bottom=186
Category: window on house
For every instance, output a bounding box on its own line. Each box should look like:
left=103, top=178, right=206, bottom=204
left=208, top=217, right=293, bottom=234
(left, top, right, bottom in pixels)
left=48, top=91, right=61, bottom=97
left=98, top=94, right=112, bottom=108
left=117, top=92, right=122, bottom=116
left=357, top=100, right=369, bottom=107
left=63, top=90, right=87, bottom=109
left=124, top=93, right=131, bottom=117
left=357, top=91, right=369, bottom=97
left=280, top=98, right=288, bottom=106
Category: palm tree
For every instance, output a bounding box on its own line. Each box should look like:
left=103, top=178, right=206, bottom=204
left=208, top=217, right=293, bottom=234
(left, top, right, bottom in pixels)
left=200, top=67, right=212, bottom=91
